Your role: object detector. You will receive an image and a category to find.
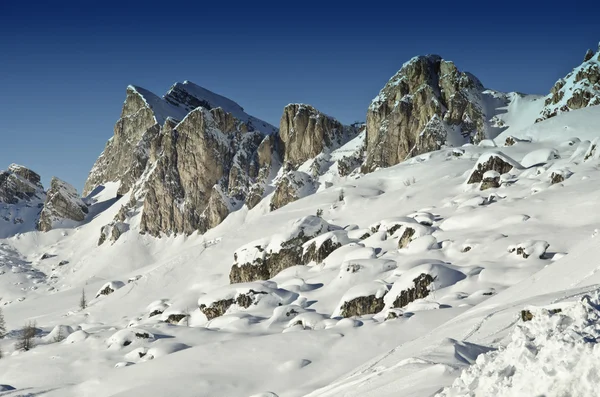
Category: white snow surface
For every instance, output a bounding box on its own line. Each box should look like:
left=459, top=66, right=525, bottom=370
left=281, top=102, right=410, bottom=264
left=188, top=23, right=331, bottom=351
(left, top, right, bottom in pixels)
left=2, top=107, right=600, bottom=396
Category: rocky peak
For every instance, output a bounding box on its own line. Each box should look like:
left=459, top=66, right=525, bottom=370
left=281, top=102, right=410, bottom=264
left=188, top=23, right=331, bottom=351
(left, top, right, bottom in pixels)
left=0, top=164, right=44, bottom=205
left=364, top=55, right=489, bottom=171
left=37, top=177, right=88, bottom=232
left=164, top=81, right=277, bottom=135
left=537, top=47, right=600, bottom=122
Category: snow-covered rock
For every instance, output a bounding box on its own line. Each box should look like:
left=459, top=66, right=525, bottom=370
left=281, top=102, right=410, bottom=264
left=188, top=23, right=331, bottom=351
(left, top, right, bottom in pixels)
left=537, top=46, right=600, bottom=122
left=37, top=177, right=88, bottom=232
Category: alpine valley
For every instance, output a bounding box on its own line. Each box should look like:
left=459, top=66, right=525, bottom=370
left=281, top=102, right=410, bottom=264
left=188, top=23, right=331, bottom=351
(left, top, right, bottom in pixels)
left=1, top=44, right=600, bottom=397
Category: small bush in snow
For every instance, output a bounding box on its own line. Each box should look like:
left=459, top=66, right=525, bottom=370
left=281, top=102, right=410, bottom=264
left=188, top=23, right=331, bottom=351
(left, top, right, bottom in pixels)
left=0, top=307, right=6, bottom=338
left=15, top=321, right=37, bottom=351
left=316, top=209, right=323, bottom=218
left=403, top=177, right=416, bottom=187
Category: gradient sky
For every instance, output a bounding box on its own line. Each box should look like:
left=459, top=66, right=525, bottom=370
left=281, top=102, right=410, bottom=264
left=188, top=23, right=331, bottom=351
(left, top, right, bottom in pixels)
left=1, top=1, right=598, bottom=192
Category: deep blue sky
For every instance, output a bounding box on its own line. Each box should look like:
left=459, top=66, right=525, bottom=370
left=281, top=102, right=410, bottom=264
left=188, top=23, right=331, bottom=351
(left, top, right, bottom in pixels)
left=1, top=1, right=598, bottom=192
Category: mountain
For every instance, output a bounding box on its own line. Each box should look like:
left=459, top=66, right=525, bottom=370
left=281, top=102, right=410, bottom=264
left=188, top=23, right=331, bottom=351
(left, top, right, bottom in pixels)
left=536, top=45, right=600, bottom=122
left=363, top=55, right=542, bottom=171
left=1, top=45, right=600, bottom=397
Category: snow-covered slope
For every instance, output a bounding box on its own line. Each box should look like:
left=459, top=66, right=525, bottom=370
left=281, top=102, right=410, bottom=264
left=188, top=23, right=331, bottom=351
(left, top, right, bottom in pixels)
left=2, top=46, right=600, bottom=397
left=2, top=103, right=600, bottom=396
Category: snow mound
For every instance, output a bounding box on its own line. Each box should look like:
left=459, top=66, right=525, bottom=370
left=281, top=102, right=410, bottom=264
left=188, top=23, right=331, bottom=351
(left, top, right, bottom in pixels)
left=507, top=240, right=549, bottom=259
left=520, top=148, right=560, bottom=168
left=439, top=293, right=600, bottom=397
left=106, top=328, right=155, bottom=350
left=95, top=281, right=126, bottom=298
left=65, top=330, right=89, bottom=344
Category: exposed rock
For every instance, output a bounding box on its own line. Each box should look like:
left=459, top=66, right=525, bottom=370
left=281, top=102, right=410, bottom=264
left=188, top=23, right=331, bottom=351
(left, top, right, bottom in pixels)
left=149, top=310, right=163, bottom=318
left=339, top=295, right=385, bottom=318
left=270, top=170, right=315, bottom=211
left=537, top=48, right=600, bottom=122
left=84, top=83, right=279, bottom=238
left=199, top=289, right=268, bottom=320
left=365, top=55, right=491, bottom=170
left=302, top=231, right=355, bottom=264
left=521, top=309, right=534, bottom=322
left=37, top=178, right=88, bottom=232
left=398, top=227, right=416, bottom=249
left=480, top=170, right=501, bottom=190
left=467, top=152, right=521, bottom=184
left=95, top=281, right=125, bottom=298
left=508, top=240, right=549, bottom=259
left=230, top=216, right=336, bottom=283
left=392, top=273, right=434, bottom=308
left=165, top=314, right=187, bottom=324
left=279, top=104, right=358, bottom=167
left=0, top=164, right=44, bottom=205
left=550, top=172, right=565, bottom=184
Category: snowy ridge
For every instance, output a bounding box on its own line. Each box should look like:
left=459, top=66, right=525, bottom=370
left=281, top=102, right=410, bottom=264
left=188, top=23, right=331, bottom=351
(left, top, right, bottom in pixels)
left=165, top=80, right=278, bottom=135
left=127, top=85, right=188, bottom=125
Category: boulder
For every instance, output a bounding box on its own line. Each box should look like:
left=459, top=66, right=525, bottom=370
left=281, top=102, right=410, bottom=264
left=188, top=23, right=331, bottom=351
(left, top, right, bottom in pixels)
left=302, top=230, right=356, bottom=264
left=37, top=177, right=88, bottom=232
left=230, top=216, right=337, bottom=283
left=467, top=152, right=522, bottom=184
left=480, top=170, right=501, bottom=190
left=333, top=281, right=390, bottom=318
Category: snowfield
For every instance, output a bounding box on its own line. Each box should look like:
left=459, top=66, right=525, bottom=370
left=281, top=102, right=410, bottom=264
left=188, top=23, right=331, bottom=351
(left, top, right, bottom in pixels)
left=2, top=105, right=600, bottom=396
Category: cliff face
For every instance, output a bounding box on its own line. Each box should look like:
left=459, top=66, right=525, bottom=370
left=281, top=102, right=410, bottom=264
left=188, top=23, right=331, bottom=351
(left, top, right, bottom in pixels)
left=86, top=82, right=282, bottom=239
left=364, top=55, right=490, bottom=171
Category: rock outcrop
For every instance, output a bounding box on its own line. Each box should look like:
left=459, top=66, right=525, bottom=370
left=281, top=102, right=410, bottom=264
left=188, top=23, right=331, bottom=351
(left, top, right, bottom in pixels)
left=364, top=55, right=491, bottom=170
left=230, top=216, right=336, bottom=283
left=0, top=164, right=44, bottom=205
left=85, top=82, right=279, bottom=238
left=467, top=152, right=522, bottom=185
left=391, top=273, right=434, bottom=308
left=537, top=46, right=600, bottom=122
left=279, top=104, right=356, bottom=167
left=270, top=171, right=315, bottom=211
left=37, top=177, right=88, bottom=232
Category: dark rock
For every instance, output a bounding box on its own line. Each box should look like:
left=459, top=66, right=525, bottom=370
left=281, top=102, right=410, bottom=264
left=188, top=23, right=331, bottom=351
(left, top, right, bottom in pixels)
left=199, top=289, right=268, bottom=320
left=392, top=273, right=434, bottom=308
left=398, top=227, right=416, bottom=249
left=58, top=260, right=69, bottom=266
left=135, top=332, right=151, bottom=339
left=303, top=239, right=342, bottom=264
left=521, top=310, right=534, bottom=322
left=339, top=295, right=386, bottom=318
left=584, top=49, right=595, bottom=63
left=550, top=172, right=565, bottom=184
left=467, top=155, right=515, bottom=184
left=165, top=314, right=187, bottom=324
left=96, top=285, right=114, bottom=298
left=149, top=310, right=163, bottom=318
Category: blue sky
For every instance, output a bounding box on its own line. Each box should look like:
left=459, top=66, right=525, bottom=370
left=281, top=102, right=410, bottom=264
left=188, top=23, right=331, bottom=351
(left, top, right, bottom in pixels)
left=1, top=1, right=598, bottom=192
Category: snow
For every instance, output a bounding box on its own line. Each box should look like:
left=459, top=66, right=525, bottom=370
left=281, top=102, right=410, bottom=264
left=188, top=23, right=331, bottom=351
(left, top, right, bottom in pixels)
left=167, top=81, right=278, bottom=135
left=439, top=293, right=600, bottom=397
left=127, top=85, right=188, bottom=125
left=3, top=100, right=600, bottom=396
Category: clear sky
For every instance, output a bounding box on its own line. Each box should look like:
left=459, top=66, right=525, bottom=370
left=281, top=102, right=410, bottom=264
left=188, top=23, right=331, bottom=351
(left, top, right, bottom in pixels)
left=1, top=1, right=598, bottom=192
